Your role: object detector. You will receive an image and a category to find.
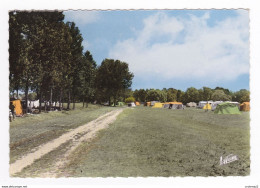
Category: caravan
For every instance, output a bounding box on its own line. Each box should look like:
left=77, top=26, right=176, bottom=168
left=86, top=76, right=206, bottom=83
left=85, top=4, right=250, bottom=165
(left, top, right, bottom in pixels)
left=198, top=101, right=213, bottom=109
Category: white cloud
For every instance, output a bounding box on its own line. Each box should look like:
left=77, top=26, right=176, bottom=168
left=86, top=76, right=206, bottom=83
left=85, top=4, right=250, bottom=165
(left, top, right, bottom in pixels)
left=64, top=10, right=100, bottom=25
left=108, top=10, right=249, bottom=83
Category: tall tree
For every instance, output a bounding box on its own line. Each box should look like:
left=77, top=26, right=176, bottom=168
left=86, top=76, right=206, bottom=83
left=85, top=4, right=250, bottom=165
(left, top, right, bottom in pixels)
left=202, top=87, right=213, bottom=101
left=66, top=22, right=84, bottom=110
left=184, top=87, right=200, bottom=103
left=81, top=50, right=97, bottom=107
left=9, top=11, right=73, bottom=113
left=167, top=88, right=178, bottom=102
left=96, top=59, right=134, bottom=106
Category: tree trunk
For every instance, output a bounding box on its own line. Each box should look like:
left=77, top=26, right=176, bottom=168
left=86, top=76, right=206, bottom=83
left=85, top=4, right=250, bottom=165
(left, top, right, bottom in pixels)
left=67, top=90, right=71, bottom=110
left=114, top=96, right=117, bottom=107
left=59, top=89, right=63, bottom=111
left=82, top=97, right=85, bottom=107
left=85, top=96, right=88, bottom=108
left=39, top=91, right=42, bottom=113
left=72, top=96, right=75, bottom=110
left=25, top=79, right=29, bottom=114
left=44, top=101, right=47, bottom=112
left=16, top=88, right=19, bottom=99
left=50, top=87, right=53, bottom=111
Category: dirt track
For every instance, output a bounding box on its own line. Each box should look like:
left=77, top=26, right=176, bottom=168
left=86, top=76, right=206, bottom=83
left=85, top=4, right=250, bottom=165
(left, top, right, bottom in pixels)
left=10, top=108, right=124, bottom=176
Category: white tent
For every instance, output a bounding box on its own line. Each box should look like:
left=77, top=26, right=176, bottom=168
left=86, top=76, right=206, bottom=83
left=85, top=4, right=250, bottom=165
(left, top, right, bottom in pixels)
left=225, top=101, right=240, bottom=108
left=27, top=100, right=39, bottom=108
left=128, top=102, right=136, bottom=107
left=186, top=102, right=197, bottom=107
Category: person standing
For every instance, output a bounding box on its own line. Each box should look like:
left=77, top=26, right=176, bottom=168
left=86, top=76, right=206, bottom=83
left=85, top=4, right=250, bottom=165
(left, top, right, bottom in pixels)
left=9, top=102, right=15, bottom=120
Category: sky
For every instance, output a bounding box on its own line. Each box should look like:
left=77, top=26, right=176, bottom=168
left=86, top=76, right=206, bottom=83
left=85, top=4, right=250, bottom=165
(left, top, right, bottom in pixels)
left=64, top=9, right=250, bottom=92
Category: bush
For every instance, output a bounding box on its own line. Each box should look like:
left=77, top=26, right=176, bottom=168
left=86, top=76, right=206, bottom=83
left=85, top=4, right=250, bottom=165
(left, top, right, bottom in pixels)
left=125, top=97, right=135, bottom=103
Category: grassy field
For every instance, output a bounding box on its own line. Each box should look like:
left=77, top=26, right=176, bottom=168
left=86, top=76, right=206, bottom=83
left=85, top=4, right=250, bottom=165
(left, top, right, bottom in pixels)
left=60, top=106, right=250, bottom=177
left=9, top=103, right=117, bottom=164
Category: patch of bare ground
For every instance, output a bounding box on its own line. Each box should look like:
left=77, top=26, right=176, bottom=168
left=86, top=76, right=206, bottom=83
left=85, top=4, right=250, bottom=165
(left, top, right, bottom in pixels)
left=10, top=108, right=124, bottom=177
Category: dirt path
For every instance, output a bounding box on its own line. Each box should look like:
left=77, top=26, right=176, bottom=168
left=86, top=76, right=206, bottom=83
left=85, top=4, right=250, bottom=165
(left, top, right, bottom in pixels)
left=10, top=108, right=124, bottom=176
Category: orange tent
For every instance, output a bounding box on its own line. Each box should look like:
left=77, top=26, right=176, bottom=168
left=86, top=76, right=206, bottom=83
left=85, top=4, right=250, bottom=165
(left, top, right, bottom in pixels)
left=240, top=102, right=250, bottom=111
left=167, top=102, right=183, bottom=105
left=135, top=101, right=140, bottom=106
left=145, top=102, right=151, bottom=106
left=11, top=100, right=23, bottom=116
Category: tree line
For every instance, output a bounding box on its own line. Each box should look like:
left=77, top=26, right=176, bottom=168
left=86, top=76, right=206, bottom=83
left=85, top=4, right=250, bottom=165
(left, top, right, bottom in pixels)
left=9, top=11, right=249, bottom=113
left=9, top=11, right=134, bottom=113
left=132, top=87, right=250, bottom=104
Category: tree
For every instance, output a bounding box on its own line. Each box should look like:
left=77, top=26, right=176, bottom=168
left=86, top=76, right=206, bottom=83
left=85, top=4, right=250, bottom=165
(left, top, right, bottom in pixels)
left=28, top=92, right=37, bottom=101
left=9, top=11, right=24, bottom=98
left=146, top=89, right=167, bottom=102
left=214, top=87, right=231, bottom=95
left=80, top=51, right=97, bottom=107
left=167, top=88, right=178, bottom=102
left=202, top=87, right=213, bottom=101
left=177, top=90, right=184, bottom=102
left=211, top=90, right=232, bottom=101
left=233, top=89, right=250, bottom=103
left=66, top=22, right=84, bottom=110
left=96, top=59, right=134, bottom=106
left=125, top=97, right=135, bottom=103
left=184, top=87, right=200, bottom=104
left=133, top=89, right=147, bottom=102
left=9, top=11, right=76, bottom=113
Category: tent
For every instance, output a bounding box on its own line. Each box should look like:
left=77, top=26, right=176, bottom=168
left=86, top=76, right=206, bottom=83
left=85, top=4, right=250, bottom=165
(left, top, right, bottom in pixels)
left=203, top=103, right=212, bottom=110
left=168, top=102, right=182, bottom=105
left=211, top=101, right=223, bottom=111
left=11, top=99, right=23, bottom=116
left=240, top=102, right=250, bottom=111
left=198, top=101, right=213, bottom=108
left=163, top=103, right=170, bottom=108
left=151, top=101, right=159, bottom=106
left=168, top=102, right=183, bottom=109
left=145, top=102, right=151, bottom=107
left=152, top=102, right=164, bottom=108
left=128, top=102, right=136, bottom=107
left=214, top=102, right=241, bottom=114
left=135, top=101, right=140, bottom=106
left=228, top=101, right=240, bottom=108
left=186, top=102, right=197, bottom=107
left=117, top=102, right=125, bottom=106
left=27, top=100, right=40, bottom=108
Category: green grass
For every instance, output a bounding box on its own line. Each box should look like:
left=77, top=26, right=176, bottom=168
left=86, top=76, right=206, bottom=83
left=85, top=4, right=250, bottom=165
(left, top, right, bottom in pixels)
left=61, top=106, right=250, bottom=177
left=9, top=103, right=119, bottom=163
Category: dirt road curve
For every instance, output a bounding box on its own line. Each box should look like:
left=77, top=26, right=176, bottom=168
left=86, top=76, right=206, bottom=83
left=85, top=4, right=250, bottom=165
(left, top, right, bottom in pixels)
left=10, top=108, right=124, bottom=176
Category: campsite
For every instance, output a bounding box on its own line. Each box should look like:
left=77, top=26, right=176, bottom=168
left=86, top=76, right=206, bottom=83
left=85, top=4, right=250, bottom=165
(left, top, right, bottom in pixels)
left=10, top=103, right=250, bottom=177
left=8, top=10, right=250, bottom=178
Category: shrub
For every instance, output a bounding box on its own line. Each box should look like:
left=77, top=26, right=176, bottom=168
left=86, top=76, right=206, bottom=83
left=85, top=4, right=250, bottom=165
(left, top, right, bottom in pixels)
left=125, top=97, right=135, bottom=103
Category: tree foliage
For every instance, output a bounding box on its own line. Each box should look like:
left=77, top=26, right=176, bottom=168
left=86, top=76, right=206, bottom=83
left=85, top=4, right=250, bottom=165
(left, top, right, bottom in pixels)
left=125, top=97, right=135, bottom=103
left=233, top=89, right=250, bottom=103
left=133, top=89, right=147, bottom=102
left=96, top=59, right=134, bottom=106
left=211, top=90, right=232, bottom=101
left=146, top=89, right=167, bottom=102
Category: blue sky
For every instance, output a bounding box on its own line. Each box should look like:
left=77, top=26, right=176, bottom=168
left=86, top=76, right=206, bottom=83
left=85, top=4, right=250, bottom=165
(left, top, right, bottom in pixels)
left=64, top=10, right=249, bottom=92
